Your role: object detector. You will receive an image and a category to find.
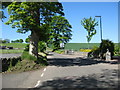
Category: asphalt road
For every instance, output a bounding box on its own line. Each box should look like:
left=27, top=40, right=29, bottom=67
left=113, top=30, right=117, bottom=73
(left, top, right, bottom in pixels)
left=0, top=53, right=22, bottom=58
left=2, top=52, right=119, bottom=89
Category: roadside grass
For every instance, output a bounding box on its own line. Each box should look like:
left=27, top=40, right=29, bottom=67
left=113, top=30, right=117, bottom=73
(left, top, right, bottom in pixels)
left=0, top=43, right=27, bottom=48
left=7, top=59, right=46, bottom=73
left=55, top=49, right=64, bottom=54
left=0, top=49, right=24, bottom=54
left=5, top=51, right=48, bottom=73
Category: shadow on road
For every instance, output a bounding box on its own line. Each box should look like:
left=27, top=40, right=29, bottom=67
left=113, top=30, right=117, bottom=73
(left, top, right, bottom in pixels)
left=32, top=69, right=118, bottom=90
left=47, top=57, right=118, bottom=67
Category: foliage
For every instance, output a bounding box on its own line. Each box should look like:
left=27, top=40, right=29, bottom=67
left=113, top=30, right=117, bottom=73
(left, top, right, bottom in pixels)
left=38, top=41, right=46, bottom=52
left=81, top=17, right=98, bottom=48
left=19, top=39, right=23, bottom=43
left=25, top=37, right=30, bottom=43
left=55, top=49, right=64, bottom=54
left=0, top=39, right=10, bottom=43
left=88, top=39, right=115, bottom=59
left=2, top=56, right=21, bottom=72
left=11, top=39, right=23, bottom=43
left=48, top=16, right=72, bottom=51
left=114, top=45, right=120, bottom=56
left=24, top=44, right=29, bottom=51
left=100, top=39, right=114, bottom=59
left=4, top=2, right=64, bottom=57
left=88, top=47, right=100, bottom=58
left=21, top=51, right=37, bottom=61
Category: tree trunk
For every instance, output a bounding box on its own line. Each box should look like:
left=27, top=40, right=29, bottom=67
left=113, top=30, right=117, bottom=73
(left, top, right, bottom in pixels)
left=29, top=31, right=39, bottom=58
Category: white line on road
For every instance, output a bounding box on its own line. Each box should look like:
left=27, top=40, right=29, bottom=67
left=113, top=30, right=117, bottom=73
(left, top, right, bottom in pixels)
left=34, top=80, right=41, bottom=87
left=43, top=68, right=46, bottom=71
left=41, top=73, right=44, bottom=77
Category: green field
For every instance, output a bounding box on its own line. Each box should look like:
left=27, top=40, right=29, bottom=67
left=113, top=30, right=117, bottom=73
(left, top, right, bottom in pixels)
left=0, top=49, right=24, bottom=54
left=0, top=43, right=27, bottom=54
left=0, top=43, right=27, bottom=48
left=65, top=43, right=119, bottom=50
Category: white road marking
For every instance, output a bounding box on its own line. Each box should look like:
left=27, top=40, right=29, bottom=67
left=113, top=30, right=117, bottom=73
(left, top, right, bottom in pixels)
left=43, top=68, right=46, bottom=71
left=41, top=73, right=44, bottom=77
left=34, top=80, right=41, bottom=87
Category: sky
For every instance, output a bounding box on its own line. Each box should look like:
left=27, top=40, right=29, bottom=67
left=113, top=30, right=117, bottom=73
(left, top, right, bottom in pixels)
left=0, top=2, right=118, bottom=43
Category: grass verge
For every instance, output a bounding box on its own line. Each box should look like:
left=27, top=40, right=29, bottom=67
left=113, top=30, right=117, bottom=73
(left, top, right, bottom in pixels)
left=4, top=51, right=48, bottom=73
left=55, top=49, right=64, bottom=54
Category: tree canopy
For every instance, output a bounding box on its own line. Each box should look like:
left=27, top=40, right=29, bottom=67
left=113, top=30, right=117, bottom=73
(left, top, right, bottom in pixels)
left=81, top=17, right=98, bottom=48
left=48, top=16, right=72, bottom=51
left=4, top=2, right=64, bottom=57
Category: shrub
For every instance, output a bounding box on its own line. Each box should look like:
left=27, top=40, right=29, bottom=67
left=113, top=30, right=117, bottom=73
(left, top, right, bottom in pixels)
left=88, top=39, right=114, bottom=59
left=88, top=47, right=100, bottom=58
left=24, top=44, right=29, bottom=51
left=38, top=41, right=46, bottom=52
left=21, top=51, right=37, bottom=61
left=100, top=39, right=114, bottom=59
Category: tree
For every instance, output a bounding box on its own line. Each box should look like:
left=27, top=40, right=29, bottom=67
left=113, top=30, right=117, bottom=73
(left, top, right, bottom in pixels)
left=25, top=37, right=30, bottom=43
left=48, top=16, right=72, bottom=51
left=19, top=39, right=23, bottom=43
left=4, top=39, right=10, bottom=43
left=0, top=2, right=12, bottom=21
left=2, top=40, right=6, bottom=43
left=81, top=17, right=98, bottom=49
left=4, top=2, right=64, bottom=58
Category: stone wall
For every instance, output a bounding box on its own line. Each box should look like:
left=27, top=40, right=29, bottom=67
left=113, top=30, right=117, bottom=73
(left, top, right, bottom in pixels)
left=1, top=57, right=21, bottom=72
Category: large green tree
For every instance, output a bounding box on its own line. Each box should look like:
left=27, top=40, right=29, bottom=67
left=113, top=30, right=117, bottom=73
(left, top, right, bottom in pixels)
left=81, top=17, right=98, bottom=48
left=48, top=16, right=72, bottom=51
left=4, top=2, right=64, bottom=58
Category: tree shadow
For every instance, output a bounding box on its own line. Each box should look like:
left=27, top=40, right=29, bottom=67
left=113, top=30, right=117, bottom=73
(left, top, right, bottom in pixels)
left=30, top=69, right=118, bottom=90
left=47, top=57, right=119, bottom=67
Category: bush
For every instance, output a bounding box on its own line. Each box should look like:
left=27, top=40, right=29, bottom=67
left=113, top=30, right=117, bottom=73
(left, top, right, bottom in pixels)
left=24, top=44, right=29, bottom=51
left=100, top=39, right=114, bottom=59
left=114, top=45, right=120, bottom=56
left=21, top=51, right=37, bottom=61
left=88, top=47, right=100, bottom=58
left=38, top=41, right=46, bottom=52
left=88, top=39, right=114, bottom=59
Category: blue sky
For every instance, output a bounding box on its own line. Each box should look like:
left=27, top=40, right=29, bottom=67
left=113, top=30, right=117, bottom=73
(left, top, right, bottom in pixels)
left=1, top=2, right=118, bottom=43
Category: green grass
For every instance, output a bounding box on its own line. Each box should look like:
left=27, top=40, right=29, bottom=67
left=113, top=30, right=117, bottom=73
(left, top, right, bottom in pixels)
left=55, top=49, right=64, bottom=54
left=7, top=59, right=46, bottom=73
left=0, top=43, right=27, bottom=48
left=0, top=49, right=24, bottom=54
left=21, top=51, right=37, bottom=61
left=65, top=43, right=119, bottom=50
left=4, top=51, right=48, bottom=73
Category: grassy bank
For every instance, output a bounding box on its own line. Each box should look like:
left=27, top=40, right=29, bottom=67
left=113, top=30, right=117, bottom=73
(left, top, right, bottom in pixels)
left=0, top=43, right=27, bottom=54
left=3, top=51, right=48, bottom=73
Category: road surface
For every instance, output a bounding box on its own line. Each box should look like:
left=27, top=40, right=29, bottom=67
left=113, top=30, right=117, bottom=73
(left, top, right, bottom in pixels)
left=2, top=52, right=119, bottom=89
left=0, top=54, right=22, bottom=58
